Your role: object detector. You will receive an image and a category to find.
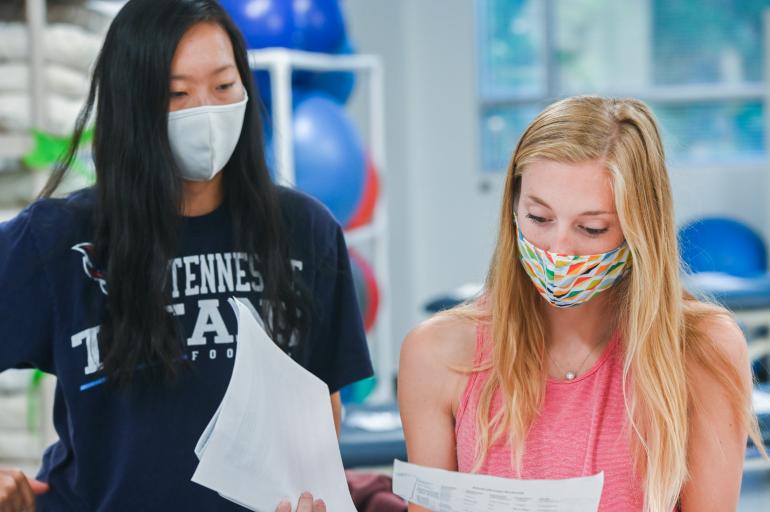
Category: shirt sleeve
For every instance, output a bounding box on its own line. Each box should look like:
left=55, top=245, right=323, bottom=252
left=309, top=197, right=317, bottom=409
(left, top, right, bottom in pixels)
left=0, top=206, right=55, bottom=373
left=304, top=224, right=374, bottom=394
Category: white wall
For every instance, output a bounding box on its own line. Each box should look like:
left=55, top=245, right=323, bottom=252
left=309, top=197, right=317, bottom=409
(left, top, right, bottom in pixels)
left=670, top=164, right=769, bottom=239
left=345, top=0, right=503, bottom=367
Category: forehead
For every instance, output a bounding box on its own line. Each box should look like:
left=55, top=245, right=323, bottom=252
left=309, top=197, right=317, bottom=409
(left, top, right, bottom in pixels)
left=171, top=22, right=235, bottom=74
left=519, top=159, right=616, bottom=212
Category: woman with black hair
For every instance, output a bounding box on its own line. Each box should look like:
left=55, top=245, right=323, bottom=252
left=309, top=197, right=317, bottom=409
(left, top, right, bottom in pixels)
left=0, top=1, right=373, bottom=510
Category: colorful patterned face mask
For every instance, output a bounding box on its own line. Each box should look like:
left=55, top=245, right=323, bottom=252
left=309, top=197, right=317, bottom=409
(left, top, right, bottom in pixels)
left=516, top=225, right=631, bottom=308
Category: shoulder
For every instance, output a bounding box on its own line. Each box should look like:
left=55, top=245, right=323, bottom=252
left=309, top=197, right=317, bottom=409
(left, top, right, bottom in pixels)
left=401, top=314, right=478, bottom=369
left=685, top=306, right=751, bottom=403
left=31, top=187, right=94, bottom=213
left=2, top=188, right=93, bottom=245
left=692, top=309, right=748, bottom=375
left=398, top=314, right=479, bottom=470
left=400, top=314, right=478, bottom=397
left=399, top=312, right=480, bottom=422
left=275, top=186, right=342, bottom=256
left=28, top=187, right=92, bottom=221
left=276, top=186, right=339, bottom=232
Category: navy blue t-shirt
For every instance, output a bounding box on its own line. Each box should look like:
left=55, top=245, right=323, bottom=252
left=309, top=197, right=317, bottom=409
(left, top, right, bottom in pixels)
left=0, top=186, right=373, bottom=511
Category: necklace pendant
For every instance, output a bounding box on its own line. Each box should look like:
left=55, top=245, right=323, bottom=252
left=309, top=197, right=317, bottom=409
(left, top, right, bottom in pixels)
left=565, top=371, right=576, bottom=381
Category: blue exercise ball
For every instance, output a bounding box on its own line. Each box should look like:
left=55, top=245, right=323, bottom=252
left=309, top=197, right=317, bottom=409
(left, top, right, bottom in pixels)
left=294, top=36, right=356, bottom=104
left=293, top=93, right=365, bottom=224
left=221, top=0, right=345, bottom=53
left=219, top=0, right=296, bottom=109
left=219, top=0, right=295, bottom=49
left=292, top=0, right=346, bottom=52
left=679, top=217, right=767, bottom=277
left=224, top=1, right=349, bottom=110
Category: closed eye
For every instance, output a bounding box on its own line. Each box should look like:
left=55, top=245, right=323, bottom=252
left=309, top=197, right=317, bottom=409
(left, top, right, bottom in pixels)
left=217, top=82, right=235, bottom=91
left=170, top=91, right=187, bottom=98
left=582, top=226, right=608, bottom=236
left=526, top=213, right=548, bottom=224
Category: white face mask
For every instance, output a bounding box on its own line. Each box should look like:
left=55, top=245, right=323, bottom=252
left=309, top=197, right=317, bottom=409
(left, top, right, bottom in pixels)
left=167, top=91, right=248, bottom=181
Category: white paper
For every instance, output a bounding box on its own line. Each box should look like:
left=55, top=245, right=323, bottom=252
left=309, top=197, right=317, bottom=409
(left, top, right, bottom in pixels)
left=392, top=460, right=603, bottom=512
left=753, top=388, right=770, bottom=415
left=191, top=298, right=356, bottom=512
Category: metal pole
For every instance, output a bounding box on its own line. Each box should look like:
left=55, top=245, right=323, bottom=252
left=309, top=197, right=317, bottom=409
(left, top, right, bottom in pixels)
left=271, top=54, right=295, bottom=186
left=26, top=0, right=49, bottom=195
left=368, top=59, right=395, bottom=403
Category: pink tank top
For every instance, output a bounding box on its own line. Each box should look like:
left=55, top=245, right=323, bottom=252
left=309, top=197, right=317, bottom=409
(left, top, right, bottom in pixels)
left=455, top=325, right=646, bottom=511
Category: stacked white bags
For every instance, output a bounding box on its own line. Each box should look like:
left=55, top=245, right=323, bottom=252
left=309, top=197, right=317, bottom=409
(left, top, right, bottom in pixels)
left=0, top=21, right=101, bottom=137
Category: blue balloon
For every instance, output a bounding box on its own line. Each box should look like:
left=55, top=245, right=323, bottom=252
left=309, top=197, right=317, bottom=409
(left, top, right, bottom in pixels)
left=221, top=0, right=345, bottom=53
left=224, top=1, right=350, bottom=111
left=292, top=93, right=365, bottom=224
left=219, top=0, right=295, bottom=49
left=219, top=0, right=295, bottom=109
left=292, top=0, right=345, bottom=52
left=679, top=217, right=767, bottom=277
left=294, top=36, right=357, bottom=104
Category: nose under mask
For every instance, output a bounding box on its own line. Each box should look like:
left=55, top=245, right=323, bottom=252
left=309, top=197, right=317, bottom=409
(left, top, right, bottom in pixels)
left=516, top=223, right=631, bottom=308
left=167, top=91, right=249, bottom=182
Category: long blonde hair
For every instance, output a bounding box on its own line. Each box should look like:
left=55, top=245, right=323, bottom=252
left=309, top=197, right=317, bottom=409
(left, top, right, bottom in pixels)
left=457, top=96, right=766, bottom=511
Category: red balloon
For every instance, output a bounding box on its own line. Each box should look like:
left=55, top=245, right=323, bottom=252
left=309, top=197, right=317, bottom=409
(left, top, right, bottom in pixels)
left=349, top=251, right=380, bottom=332
left=346, top=156, right=379, bottom=230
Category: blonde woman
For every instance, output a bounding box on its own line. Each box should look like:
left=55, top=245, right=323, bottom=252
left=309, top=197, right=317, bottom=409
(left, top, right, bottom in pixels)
left=398, top=96, right=767, bottom=511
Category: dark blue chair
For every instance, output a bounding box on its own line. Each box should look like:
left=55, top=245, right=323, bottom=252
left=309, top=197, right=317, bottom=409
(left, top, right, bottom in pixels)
left=339, top=401, right=406, bottom=468
left=679, top=217, right=766, bottom=278
left=747, top=384, right=770, bottom=468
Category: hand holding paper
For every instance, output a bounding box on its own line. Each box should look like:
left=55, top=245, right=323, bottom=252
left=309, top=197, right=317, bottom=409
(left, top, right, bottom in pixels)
left=191, top=298, right=356, bottom=512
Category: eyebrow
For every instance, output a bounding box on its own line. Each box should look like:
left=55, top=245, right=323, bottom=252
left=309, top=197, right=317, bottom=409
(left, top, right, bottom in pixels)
left=171, top=64, right=235, bottom=80
left=526, top=194, right=614, bottom=216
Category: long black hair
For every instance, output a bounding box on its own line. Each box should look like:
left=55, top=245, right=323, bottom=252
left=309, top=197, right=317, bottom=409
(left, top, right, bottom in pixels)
left=42, top=0, right=309, bottom=387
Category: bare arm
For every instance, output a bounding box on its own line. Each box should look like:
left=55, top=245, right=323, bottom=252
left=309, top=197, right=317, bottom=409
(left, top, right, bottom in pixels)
left=680, top=317, right=751, bottom=511
left=398, top=317, right=475, bottom=512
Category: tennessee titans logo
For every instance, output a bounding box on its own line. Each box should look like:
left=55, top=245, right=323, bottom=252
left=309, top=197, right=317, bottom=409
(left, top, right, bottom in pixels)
left=72, top=243, right=108, bottom=295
